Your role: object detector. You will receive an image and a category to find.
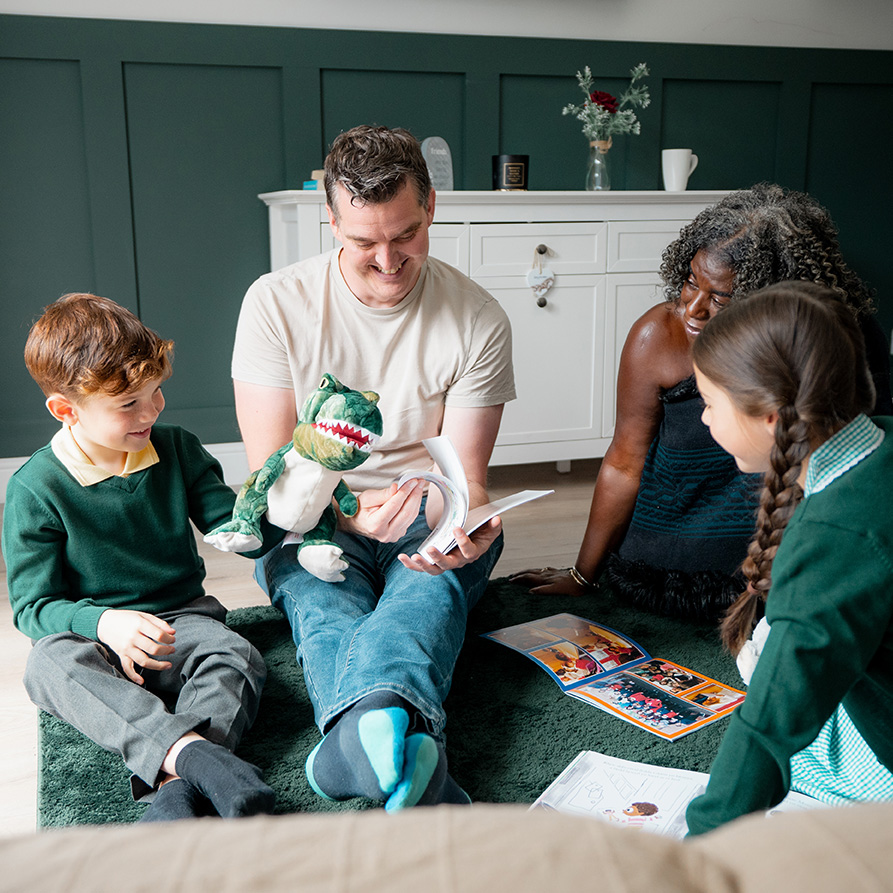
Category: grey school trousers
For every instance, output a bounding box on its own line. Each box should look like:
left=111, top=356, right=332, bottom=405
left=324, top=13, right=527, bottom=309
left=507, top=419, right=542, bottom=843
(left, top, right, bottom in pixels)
left=24, top=595, right=266, bottom=799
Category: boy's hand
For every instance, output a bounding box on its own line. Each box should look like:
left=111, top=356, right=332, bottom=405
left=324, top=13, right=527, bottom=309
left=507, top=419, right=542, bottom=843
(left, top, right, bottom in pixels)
left=96, top=609, right=176, bottom=685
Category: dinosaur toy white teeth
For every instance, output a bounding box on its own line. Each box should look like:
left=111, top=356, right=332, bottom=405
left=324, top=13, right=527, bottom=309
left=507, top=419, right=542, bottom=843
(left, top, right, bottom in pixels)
left=313, top=420, right=380, bottom=453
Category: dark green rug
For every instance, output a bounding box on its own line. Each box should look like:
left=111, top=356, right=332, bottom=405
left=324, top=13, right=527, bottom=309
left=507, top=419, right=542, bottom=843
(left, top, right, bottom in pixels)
left=37, top=578, right=739, bottom=827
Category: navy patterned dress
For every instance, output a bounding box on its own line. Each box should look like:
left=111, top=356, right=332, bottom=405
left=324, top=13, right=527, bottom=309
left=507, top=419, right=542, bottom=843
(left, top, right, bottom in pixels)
left=607, top=375, right=761, bottom=621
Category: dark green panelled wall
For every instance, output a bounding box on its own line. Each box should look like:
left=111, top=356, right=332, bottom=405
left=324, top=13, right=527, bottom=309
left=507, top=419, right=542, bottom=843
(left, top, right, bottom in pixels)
left=2, top=14, right=892, bottom=457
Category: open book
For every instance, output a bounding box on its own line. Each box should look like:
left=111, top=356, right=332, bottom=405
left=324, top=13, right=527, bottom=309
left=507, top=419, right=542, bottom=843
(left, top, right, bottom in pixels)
left=530, top=750, right=825, bottom=838
left=482, top=612, right=745, bottom=740
left=397, top=435, right=552, bottom=561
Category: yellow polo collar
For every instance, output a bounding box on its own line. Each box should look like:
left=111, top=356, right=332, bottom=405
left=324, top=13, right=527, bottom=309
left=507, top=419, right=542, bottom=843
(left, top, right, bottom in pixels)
left=51, top=426, right=159, bottom=487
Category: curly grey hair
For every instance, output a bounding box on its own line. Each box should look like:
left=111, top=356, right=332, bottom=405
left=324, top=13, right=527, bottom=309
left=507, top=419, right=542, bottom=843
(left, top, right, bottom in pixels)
left=660, top=183, right=874, bottom=315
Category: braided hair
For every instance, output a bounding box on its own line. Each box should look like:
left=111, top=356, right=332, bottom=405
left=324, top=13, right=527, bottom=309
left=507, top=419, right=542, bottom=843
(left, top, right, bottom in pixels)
left=661, top=183, right=874, bottom=316
left=691, top=282, right=876, bottom=652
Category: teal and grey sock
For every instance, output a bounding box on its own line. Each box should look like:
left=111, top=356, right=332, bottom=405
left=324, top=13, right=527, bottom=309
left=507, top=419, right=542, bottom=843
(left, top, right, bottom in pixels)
left=385, top=736, right=471, bottom=813
left=175, top=740, right=275, bottom=818
left=305, top=691, right=411, bottom=802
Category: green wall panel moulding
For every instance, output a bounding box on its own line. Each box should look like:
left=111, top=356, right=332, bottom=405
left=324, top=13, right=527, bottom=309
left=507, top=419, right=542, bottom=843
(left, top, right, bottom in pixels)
left=1, top=14, right=891, bottom=458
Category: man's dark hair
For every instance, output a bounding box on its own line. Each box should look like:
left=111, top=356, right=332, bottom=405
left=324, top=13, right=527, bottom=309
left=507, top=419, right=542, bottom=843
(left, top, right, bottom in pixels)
left=324, top=125, right=431, bottom=220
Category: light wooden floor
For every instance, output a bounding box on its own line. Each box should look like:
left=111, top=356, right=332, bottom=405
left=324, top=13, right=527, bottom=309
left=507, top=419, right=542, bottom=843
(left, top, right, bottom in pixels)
left=0, top=459, right=599, bottom=837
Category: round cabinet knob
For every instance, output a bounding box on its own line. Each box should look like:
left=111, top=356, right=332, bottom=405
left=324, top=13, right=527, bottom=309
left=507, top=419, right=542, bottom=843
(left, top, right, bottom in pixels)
left=536, top=244, right=548, bottom=255
left=536, top=296, right=547, bottom=308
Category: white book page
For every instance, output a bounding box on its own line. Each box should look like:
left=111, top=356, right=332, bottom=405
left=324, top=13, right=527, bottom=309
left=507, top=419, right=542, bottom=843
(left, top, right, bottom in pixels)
left=532, top=751, right=828, bottom=838
left=530, top=751, right=707, bottom=839
left=421, top=435, right=469, bottom=506
left=462, top=489, right=554, bottom=539
left=767, top=789, right=828, bottom=815
left=397, top=435, right=552, bottom=561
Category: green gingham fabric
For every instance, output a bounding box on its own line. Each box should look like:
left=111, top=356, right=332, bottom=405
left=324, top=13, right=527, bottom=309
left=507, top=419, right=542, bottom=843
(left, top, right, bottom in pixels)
left=791, top=705, right=893, bottom=804
left=804, top=413, right=884, bottom=496
left=791, top=413, right=893, bottom=804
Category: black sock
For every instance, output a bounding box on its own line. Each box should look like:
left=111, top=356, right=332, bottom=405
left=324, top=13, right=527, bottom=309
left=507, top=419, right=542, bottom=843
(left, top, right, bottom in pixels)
left=439, top=771, right=473, bottom=806
left=175, top=740, right=275, bottom=818
left=139, top=778, right=214, bottom=823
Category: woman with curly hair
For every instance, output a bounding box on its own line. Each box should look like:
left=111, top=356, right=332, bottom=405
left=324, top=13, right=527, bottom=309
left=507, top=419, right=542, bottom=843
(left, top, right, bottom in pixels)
left=511, top=183, right=892, bottom=621
left=686, top=282, right=893, bottom=833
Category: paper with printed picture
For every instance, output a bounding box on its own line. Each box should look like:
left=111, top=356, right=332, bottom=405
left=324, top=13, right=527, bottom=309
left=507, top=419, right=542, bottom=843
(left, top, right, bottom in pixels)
left=531, top=750, right=825, bottom=838
left=482, top=612, right=746, bottom=740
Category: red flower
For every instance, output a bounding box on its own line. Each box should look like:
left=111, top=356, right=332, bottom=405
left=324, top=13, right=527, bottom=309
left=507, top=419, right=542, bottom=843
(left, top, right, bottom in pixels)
left=589, top=90, right=618, bottom=113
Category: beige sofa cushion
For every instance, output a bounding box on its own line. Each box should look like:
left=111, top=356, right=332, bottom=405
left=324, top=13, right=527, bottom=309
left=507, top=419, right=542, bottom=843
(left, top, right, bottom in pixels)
left=1, top=802, right=890, bottom=892
left=691, top=801, right=893, bottom=890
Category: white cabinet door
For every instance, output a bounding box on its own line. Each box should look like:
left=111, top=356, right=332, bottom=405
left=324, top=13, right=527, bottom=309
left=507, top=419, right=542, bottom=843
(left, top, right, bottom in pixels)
left=320, top=223, right=470, bottom=269
left=606, top=220, right=691, bottom=273
left=601, top=273, right=666, bottom=438
left=480, top=275, right=605, bottom=461
left=429, top=224, right=470, bottom=270
left=470, top=223, right=607, bottom=278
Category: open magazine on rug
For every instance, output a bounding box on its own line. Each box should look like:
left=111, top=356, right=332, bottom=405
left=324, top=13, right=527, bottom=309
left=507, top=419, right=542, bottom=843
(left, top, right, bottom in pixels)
left=482, top=612, right=745, bottom=740
left=397, top=435, right=552, bottom=560
left=530, top=750, right=825, bottom=838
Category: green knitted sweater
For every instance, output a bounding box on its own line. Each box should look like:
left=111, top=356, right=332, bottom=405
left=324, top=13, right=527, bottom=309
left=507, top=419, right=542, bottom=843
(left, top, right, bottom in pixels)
left=687, top=417, right=893, bottom=834
left=3, top=424, right=275, bottom=641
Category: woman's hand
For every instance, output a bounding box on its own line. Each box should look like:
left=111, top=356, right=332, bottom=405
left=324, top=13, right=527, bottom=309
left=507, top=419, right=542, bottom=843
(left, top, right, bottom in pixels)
left=508, top=566, right=590, bottom=596
left=96, top=608, right=176, bottom=685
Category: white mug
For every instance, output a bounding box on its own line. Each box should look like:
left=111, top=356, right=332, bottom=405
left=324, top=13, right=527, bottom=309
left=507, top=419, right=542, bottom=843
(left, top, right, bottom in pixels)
left=662, top=149, right=699, bottom=192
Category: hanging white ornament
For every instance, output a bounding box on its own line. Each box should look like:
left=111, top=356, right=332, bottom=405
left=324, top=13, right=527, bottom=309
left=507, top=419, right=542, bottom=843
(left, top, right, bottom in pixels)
left=526, top=268, right=555, bottom=303
left=527, top=244, right=555, bottom=305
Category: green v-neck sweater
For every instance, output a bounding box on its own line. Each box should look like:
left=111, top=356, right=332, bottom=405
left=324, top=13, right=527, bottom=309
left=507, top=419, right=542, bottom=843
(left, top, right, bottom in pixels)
left=687, top=416, right=893, bottom=834
left=3, top=424, right=271, bottom=641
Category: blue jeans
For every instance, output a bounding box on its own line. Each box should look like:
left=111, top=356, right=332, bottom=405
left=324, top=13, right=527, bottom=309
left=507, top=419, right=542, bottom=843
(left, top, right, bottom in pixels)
left=257, top=501, right=502, bottom=738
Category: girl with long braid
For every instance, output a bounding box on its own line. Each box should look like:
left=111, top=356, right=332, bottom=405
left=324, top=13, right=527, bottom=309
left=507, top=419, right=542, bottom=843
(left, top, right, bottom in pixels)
left=685, top=281, right=893, bottom=834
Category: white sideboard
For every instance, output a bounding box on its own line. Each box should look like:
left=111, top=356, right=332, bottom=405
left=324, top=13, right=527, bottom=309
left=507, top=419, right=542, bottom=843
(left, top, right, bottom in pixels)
left=259, top=190, right=728, bottom=467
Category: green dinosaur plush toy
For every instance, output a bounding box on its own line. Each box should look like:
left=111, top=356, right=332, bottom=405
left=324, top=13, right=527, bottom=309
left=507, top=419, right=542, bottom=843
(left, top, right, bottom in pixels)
left=204, top=373, right=383, bottom=582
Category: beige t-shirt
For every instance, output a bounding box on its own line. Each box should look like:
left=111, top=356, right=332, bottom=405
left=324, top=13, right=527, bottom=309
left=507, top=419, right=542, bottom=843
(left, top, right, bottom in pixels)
left=232, top=250, right=516, bottom=491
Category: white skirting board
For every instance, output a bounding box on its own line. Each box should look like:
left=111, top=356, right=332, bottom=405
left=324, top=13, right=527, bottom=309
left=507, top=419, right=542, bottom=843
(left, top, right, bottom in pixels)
left=0, top=442, right=251, bottom=505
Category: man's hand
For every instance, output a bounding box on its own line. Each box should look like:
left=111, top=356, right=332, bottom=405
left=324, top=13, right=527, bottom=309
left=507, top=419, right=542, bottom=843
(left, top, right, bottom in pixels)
left=398, top=516, right=502, bottom=576
left=337, top=480, right=424, bottom=543
left=96, top=609, right=176, bottom=685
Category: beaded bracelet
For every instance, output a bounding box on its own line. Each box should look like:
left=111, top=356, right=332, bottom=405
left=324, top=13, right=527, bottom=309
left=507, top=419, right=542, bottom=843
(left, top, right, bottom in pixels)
left=568, top=565, right=596, bottom=590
